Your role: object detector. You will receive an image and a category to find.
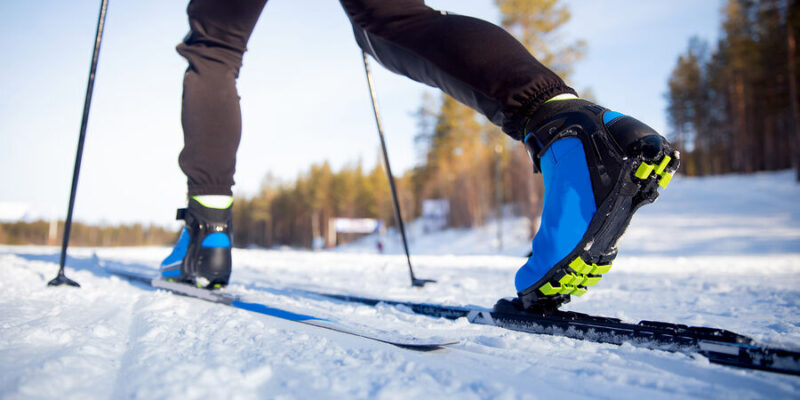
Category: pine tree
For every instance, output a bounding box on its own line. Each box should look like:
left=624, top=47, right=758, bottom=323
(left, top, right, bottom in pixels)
left=495, top=0, right=585, bottom=79
left=666, top=0, right=797, bottom=177
left=411, top=0, right=584, bottom=232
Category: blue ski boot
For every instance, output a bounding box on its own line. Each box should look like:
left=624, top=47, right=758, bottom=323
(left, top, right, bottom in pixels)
left=514, top=99, right=679, bottom=312
left=160, top=196, right=233, bottom=288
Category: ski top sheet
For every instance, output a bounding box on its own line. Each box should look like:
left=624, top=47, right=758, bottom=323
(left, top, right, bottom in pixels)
left=96, top=260, right=456, bottom=350
left=289, top=289, right=800, bottom=377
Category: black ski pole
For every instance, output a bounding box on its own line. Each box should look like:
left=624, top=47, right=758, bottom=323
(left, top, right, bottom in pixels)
left=49, top=0, right=109, bottom=288
left=361, top=51, right=435, bottom=288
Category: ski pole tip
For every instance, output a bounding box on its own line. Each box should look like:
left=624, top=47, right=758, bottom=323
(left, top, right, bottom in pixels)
left=47, top=273, right=81, bottom=288
left=411, top=278, right=436, bottom=288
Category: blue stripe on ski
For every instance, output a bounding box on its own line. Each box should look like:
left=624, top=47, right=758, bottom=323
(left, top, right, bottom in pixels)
left=96, top=259, right=455, bottom=349
left=232, top=300, right=328, bottom=322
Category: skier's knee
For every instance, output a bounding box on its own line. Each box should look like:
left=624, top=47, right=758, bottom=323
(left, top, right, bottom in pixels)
left=177, top=42, right=244, bottom=78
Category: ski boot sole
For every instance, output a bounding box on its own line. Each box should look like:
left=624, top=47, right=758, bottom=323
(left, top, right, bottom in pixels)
left=164, top=277, right=226, bottom=290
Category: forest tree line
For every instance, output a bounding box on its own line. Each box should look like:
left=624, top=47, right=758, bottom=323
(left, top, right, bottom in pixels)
left=0, top=220, right=175, bottom=247
left=7, top=0, right=795, bottom=248
left=667, top=0, right=800, bottom=178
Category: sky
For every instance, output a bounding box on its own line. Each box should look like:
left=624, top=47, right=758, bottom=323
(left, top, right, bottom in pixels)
left=0, top=0, right=721, bottom=226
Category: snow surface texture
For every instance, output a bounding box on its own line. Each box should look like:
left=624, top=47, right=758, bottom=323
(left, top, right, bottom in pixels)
left=2, top=171, right=800, bottom=399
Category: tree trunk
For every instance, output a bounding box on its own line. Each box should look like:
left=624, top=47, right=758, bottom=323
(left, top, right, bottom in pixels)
left=733, top=75, right=749, bottom=172
left=788, top=18, right=800, bottom=181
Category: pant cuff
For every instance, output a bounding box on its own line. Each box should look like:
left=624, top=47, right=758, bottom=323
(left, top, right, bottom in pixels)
left=188, top=184, right=233, bottom=197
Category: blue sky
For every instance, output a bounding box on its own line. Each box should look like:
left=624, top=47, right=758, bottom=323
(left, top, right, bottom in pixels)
left=0, top=0, right=720, bottom=226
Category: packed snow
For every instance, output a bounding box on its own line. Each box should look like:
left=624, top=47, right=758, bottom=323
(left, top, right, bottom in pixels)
left=2, top=171, right=800, bottom=399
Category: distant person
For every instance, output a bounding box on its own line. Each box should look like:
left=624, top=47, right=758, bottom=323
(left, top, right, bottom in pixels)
left=160, top=0, right=679, bottom=311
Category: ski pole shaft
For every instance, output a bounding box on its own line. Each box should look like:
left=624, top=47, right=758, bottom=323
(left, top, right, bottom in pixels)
left=361, top=51, right=434, bottom=287
left=50, top=0, right=109, bottom=288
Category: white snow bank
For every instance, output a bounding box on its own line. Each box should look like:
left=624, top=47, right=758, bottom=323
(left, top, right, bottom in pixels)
left=1, top=171, right=799, bottom=399
left=340, top=170, right=800, bottom=257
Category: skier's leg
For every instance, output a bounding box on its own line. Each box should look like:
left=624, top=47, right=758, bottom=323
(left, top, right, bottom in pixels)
left=340, top=0, right=574, bottom=140
left=162, top=0, right=268, bottom=288
left=177, top=0, right=268, bottom=196
left=341, top=1, right=679, bottom=310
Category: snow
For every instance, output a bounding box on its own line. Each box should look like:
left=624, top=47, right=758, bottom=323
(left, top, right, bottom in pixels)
left=2, top=171, right=800, bottom=399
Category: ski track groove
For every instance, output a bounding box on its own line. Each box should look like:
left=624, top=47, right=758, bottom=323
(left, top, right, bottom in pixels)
left=109, top=288, right=147, bottom=400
